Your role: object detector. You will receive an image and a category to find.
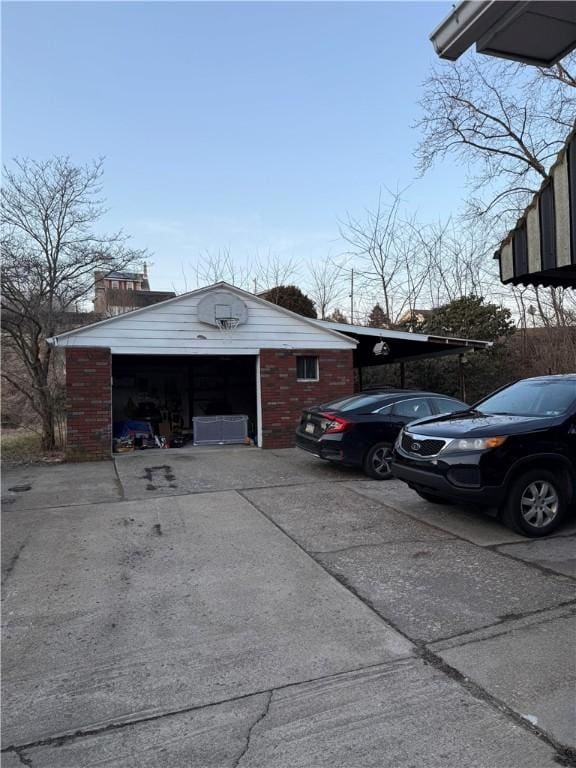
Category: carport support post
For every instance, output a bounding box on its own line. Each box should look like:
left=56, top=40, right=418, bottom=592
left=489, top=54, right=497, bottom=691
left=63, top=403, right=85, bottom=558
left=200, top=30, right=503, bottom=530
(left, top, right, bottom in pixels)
left=458, top=354, right=467, bottom=402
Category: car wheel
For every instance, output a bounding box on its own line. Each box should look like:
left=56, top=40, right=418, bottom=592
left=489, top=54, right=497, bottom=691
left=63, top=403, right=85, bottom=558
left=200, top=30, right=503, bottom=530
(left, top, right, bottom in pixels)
left=363, top=443, right=393, bottom=480
left=500, top=469, right=568, bottom=537
left=414, top=489, right=454, bottom=505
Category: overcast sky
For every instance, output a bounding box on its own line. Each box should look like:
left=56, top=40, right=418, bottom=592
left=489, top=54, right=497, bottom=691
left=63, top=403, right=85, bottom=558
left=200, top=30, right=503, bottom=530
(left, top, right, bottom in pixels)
left=3, top=1, right=467, bottom=292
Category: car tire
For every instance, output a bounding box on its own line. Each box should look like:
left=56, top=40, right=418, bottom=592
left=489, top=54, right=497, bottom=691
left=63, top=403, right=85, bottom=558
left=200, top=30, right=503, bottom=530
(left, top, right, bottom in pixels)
left=500, top=469, right=568, bottom=537
left=414, top=490, right=454, bottom=505
left=363, top=443, right=393, bottom=480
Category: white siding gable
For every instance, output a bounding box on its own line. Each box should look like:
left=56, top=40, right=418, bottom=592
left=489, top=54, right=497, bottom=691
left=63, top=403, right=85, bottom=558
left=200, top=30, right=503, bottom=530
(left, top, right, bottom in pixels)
left=49, top=283, right=356, bottom=355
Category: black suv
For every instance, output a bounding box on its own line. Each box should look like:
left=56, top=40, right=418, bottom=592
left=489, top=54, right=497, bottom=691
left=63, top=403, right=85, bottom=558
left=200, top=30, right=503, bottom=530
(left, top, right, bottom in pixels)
left=392, top=375, right=576, bottom=537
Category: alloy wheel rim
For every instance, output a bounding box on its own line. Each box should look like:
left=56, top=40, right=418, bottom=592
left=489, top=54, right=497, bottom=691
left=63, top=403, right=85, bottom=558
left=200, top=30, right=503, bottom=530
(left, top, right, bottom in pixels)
left=372, top=447, right=391, bottom=476
left=520, top=480, right=559, bottom=528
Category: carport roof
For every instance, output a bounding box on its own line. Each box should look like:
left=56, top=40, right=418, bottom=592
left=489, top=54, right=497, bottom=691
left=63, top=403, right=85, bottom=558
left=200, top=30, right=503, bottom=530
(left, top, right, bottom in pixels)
left=312, top=320, right=492, bottom=367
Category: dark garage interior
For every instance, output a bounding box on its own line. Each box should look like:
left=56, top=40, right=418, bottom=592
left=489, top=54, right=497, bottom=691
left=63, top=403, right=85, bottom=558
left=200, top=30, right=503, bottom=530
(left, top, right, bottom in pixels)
left=112, top=354, right=258, bottom=448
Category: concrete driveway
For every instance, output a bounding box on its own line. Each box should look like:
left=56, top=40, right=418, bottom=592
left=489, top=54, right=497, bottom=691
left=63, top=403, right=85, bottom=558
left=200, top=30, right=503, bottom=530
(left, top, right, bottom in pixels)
left=2, top=447, right=575, bottom=767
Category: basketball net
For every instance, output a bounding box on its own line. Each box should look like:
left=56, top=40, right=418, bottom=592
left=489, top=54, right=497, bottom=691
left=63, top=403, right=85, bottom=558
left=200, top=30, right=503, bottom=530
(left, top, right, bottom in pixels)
left=215, top=317, right=240, bottom=336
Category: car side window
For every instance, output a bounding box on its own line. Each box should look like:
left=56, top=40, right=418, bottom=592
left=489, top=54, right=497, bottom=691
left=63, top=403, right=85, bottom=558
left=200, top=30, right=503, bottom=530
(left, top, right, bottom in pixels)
left=391, top=398, right=433, bottom=418
left=431, top=397, right=462, bottom=415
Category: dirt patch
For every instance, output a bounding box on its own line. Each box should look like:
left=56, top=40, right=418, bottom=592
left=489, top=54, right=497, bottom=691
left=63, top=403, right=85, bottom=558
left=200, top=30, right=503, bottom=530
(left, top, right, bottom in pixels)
left=1, top=429, right=65, bottom=468
left=2, top=430, right=40, bottom=460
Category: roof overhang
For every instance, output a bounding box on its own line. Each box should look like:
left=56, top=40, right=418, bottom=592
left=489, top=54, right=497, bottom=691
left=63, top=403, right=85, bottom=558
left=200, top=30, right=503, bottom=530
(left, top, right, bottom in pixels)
left=494, top=128, right=576, bottom=290
left=431, top=1, right=576, bottom=67
left=313, top=320, right=492, bottom=366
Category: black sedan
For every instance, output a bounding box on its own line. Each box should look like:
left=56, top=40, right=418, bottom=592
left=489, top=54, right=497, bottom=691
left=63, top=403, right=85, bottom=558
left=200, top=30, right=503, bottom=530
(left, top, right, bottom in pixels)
left=295, top=389, right=468, bottom=479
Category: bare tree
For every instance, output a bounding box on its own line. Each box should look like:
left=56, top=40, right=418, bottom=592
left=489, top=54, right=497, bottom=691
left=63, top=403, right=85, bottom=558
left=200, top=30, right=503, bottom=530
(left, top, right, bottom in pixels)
left=416, top=54, right=576, bottom=230
left=1, top=157, right=146, bottom=449
left=192, top=247, right=298, bottom=296
left=340, top=189, right=402, bottom=323
left=340, top=190, right=430, bottom=324
left=252, top=251, right=299, bottom=294
left=413, top=219, right=500, bottom=309
left=518, top=285, right=576, bottom=329
left=307, top=255, right=347, bottom=320
left=193, top=247, right=252, bottom=289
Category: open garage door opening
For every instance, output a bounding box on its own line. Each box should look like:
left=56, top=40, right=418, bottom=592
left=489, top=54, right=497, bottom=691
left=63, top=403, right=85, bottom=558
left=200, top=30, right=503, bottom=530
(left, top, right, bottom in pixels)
left=112, top=354, right=258, bottom=450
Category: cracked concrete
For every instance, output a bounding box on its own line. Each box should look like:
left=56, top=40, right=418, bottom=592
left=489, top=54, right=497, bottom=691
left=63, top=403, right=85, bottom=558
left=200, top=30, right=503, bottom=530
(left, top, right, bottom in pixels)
left=313, top=539, right=576, bottom=641
left=2, top=748, right=34, bottom=768
left=2, top=450, right=575, bottom=766
left=2, top=661, right=565, bottom=768
left=241, top=483, right=455, bottom=552
left=2, top=489, right=411, bottom=747
left=2, top=693, right=273, bottom=768
left=433, top=610, right=576, bottom=747
left=232, top=691, right=273, bottom=768
left=239, top=658, right=565, bottom=768
left=1, top=540, right=27, bottom=587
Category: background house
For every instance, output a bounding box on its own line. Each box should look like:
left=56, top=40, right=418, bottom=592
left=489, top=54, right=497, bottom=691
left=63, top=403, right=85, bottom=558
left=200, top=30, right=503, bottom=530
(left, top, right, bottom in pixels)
left=94, top=264, right=175, bottom=315
left=396, top=308, right=434, bottom=328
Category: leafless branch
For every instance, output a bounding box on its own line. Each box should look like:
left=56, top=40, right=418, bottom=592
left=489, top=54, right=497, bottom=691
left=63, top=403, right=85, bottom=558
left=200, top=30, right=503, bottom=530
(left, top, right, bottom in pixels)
left=1, top=156, right=147, bottom=448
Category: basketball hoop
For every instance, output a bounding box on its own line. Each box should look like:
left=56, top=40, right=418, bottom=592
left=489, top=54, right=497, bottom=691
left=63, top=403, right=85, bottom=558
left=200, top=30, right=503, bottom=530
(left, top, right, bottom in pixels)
left=215, top=317, right=240, bottom=335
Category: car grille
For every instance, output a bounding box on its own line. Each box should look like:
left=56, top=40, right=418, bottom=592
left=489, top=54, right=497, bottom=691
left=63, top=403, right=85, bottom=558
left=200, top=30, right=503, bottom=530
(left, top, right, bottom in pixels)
left=401, top=433, right=446, bottom=457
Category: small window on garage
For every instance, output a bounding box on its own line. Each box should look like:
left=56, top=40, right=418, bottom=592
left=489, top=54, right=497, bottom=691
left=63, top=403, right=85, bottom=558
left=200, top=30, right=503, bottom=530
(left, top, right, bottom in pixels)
left=296, top=356, right=319, bottom=381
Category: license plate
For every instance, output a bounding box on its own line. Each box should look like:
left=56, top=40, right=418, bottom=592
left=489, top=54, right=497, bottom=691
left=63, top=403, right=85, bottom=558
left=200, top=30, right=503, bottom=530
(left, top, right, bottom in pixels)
left=305, top=423, right=315, bottom=434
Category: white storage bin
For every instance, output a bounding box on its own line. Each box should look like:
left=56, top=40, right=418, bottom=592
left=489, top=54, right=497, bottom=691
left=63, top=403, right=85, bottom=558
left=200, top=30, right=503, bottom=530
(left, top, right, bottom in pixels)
left=193, top=415, right=249, bottom=446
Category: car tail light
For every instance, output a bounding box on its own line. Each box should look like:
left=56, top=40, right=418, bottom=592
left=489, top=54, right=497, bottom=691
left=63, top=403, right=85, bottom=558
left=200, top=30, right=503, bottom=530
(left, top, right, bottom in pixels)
left=320, top=412, right=351, bottom=434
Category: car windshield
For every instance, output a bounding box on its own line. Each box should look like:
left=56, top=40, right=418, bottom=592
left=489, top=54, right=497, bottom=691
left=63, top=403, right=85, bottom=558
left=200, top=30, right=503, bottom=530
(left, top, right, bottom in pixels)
left=322, top=394, right=391, bottom=412
left=476, top=379, right=576, bottom=417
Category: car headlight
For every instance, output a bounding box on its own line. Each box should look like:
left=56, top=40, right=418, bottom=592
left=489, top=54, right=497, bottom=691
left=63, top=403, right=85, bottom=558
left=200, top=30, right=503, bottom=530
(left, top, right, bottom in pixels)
left=454, top=436, right=507, bottom=450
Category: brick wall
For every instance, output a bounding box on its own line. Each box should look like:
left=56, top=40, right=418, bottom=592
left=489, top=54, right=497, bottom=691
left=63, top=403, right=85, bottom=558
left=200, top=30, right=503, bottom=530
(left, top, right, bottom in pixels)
left=260, top=349, right=354, bottom=449
left=65, top=347, right=112, bottom=461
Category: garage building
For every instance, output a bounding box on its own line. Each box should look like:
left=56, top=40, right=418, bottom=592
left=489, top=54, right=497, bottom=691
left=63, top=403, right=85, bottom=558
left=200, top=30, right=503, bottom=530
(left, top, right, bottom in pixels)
left=49, top=283, right=356, bottom=459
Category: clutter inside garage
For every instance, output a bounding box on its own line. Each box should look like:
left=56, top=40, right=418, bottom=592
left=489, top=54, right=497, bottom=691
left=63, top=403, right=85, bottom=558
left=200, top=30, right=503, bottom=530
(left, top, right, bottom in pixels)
left=112, top=354, right=257, bottom=452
